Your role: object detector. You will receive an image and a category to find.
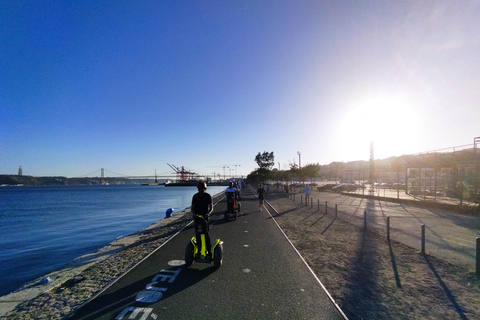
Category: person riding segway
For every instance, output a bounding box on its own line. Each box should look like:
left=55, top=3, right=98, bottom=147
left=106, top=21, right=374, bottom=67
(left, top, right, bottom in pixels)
left=225, top=182, right=239, bottom=220
left=185, top=182, right=223, bottom=268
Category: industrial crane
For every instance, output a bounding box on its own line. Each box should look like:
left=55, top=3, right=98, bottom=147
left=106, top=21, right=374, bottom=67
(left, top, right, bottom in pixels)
left=167, top=163, right=196, bottom=182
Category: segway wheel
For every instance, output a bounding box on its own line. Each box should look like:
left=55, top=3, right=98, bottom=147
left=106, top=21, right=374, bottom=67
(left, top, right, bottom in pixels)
left=185, top=241, right=194, bottom=267
left=213, top=243, right=223, bottom=268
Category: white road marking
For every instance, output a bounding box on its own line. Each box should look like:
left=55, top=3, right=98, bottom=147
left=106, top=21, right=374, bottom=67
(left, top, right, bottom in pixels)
left=168, top=260, right=185, bottom=266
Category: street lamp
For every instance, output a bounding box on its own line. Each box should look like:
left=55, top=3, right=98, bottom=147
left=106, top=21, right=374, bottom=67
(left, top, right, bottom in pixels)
left=223, top=166, right=229, bottom=180
left=297, top=151, right=301, bottom=169
left=235, top=164, right=241, bottom=177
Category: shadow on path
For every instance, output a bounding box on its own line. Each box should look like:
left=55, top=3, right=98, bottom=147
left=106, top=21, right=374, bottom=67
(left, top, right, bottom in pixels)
left=423, top=255, right=469, bottom=320
left=341, top=229, right=391, bottom=319
left=388, top=240, right=402, bottom=289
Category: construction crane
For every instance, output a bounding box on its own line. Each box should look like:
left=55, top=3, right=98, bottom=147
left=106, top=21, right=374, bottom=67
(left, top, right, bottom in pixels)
left=167, top=163, right=196, bottom=182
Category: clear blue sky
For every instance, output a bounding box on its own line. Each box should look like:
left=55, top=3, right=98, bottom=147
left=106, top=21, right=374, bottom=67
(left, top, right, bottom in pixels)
left=1, top=1, right=480, bottom=178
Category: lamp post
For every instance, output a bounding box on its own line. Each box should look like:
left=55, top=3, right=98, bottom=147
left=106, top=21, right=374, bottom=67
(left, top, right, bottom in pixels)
left=297, top=151, right=301, bottom=169
left=475, top=137, right=480, bottom=197
left=235, top=164, right=241, bottom=177
left=223, top=166, right=229, bottom=180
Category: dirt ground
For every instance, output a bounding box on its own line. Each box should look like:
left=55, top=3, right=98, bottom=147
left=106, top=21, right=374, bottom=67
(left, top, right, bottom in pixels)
left=266, top=191, right=480, bottom=320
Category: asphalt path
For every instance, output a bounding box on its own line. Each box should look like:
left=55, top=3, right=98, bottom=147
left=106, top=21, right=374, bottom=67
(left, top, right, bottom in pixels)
left=69, top=187, right=347, bottom=320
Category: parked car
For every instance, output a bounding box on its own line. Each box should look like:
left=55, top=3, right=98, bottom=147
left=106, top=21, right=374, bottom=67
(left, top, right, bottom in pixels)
left=317, top=184, right=336, bottom=192
left=332, top=183, right=357, bottom=193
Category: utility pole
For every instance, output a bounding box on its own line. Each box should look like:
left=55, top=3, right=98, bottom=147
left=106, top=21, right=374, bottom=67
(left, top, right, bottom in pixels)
left=369, top=142, right=375, bottom=193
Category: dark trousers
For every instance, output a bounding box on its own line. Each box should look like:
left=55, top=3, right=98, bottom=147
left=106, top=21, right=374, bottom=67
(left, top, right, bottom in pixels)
left=194, top=216, right=211, bottom=253
left=227, top=197, right=235, bottom=213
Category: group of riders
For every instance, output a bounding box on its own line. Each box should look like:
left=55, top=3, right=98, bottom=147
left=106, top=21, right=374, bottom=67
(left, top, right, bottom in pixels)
left=190, top=179, right=268, bottom=260
left=190, top=180, right=245, bottom=259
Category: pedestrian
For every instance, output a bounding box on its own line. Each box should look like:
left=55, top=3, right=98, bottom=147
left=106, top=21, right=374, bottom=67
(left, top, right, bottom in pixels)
left=257, top=183, right=267, bottom=211
left=304, top=184, right=311, bottom=206
left=236, top=180, right=242, bottom=200
left=191, top=182, right=214, bottom=258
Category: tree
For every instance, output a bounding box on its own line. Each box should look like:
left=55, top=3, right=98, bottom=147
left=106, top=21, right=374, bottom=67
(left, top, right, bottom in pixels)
left=255, top=151, right=275, bottom=170
left=301, top=163, right=321, bottom=183
left=250, top=151, right=275, bottom=183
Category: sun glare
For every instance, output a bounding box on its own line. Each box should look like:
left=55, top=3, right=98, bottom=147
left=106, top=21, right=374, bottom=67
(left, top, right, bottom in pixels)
left=337, top=96, right=419, bottom=161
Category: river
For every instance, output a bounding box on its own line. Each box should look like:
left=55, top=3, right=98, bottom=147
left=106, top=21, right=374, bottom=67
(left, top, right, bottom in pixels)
left=0, top=184, right=226, bottom=296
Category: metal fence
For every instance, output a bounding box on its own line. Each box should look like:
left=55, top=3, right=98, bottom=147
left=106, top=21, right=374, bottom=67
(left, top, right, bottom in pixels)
left=288, top=188, right=480, bottom=273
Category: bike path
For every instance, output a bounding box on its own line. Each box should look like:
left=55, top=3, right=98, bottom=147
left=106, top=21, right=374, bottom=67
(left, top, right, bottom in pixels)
left=69, top=188, right=346, bottom=320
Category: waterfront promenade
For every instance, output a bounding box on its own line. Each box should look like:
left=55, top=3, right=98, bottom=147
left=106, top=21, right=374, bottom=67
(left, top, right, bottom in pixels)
left=67, top=187, right=346, bottom=320
left=2, top=183, right=480, bottom=319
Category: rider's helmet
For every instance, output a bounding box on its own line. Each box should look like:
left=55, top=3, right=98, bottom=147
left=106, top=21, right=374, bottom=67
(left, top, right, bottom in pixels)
left=229, top=182, right=234, bottom=188
left=197, top=181, right=207, bottom=190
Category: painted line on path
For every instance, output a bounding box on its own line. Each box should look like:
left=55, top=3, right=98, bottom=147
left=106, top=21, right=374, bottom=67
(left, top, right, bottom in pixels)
left=264, top=197, right=349, bottom=320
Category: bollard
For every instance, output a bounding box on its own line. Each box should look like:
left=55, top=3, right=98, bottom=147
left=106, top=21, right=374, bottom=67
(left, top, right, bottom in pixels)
left=325, top=201, right=328, bottom=214
left=318, top=199, right=320, bottom=211
left=310, top=197, right=313, bottom=208
left=476, top=237, right=480, bottom=276
left=364, top=211, right=367, bottom=229
left=421, top=224, right=426, bottom=255
left=335, top=204, right=337, bottom=218
left=387, top=216, right=390, bottom=241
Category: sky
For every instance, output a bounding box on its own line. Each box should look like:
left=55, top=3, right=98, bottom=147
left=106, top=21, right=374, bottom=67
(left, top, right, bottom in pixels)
left=1, top=1, right=480, bottom=179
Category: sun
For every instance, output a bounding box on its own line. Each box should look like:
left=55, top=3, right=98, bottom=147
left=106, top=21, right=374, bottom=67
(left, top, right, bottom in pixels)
left=337, top=95, right=419, bottom=161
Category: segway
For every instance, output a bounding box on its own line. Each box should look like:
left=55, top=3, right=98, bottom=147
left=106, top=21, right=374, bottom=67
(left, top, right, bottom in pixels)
left=224, top=192, right=239, bottom=221
left=185, top=215, right=223, bottom=268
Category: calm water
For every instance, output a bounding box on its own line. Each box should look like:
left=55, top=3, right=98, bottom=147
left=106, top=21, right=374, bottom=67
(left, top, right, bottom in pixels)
left=0, top=184, right=226, bottom=296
